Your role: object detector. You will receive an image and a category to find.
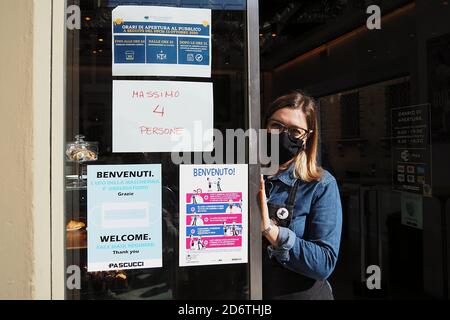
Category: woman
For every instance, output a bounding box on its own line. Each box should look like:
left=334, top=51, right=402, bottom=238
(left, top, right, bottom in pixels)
left=259, top=90, right=342, bottom=300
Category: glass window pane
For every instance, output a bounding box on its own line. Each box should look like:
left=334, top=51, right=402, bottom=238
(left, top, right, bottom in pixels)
left=260, top=0, right=450, bottom=300
left=65, top=0, right=250, bottom=300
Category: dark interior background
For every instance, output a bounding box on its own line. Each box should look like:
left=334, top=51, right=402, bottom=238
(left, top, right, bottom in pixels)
left=260, top=0, right=450, bottom=299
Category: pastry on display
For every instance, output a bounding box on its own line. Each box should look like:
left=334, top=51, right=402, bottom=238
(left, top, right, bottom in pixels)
left=115, top=271, right=127, bottom=280
left=66, top=220, right=86, bottom=231
left=67, top=148, right=98, bottom=162
left=65, top=134, right=98, bottom=162
left=65, top=135, right=98, bottom=190
left=66, top=220, right=87, bottom=249
left=87, top=270, right=127, bottom=280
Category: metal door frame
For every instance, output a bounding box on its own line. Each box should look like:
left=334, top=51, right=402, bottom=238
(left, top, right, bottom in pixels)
left=247, top=0, right=263, bottom=300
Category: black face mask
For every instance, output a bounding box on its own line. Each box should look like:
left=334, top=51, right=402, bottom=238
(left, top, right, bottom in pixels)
left=266, top=132, right=305, bottom=165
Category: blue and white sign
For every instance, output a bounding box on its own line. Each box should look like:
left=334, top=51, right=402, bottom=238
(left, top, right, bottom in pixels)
left=87, top=164, right=162, bottom=272
left=112, top=6, right=211, bottom=77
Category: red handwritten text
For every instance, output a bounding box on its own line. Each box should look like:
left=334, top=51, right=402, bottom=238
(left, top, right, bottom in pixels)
left=132, top=90, right=180, bottom=99
left=139, top=126, right=184, bottom=136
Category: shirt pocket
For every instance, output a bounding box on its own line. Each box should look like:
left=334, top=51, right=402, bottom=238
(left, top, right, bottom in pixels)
left=289, top=214, right=307, bottom=239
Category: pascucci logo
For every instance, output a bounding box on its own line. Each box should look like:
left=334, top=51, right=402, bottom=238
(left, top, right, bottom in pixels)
left=108, top=261, right=144, bottom=269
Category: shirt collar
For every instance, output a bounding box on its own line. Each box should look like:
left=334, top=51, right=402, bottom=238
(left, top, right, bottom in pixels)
left=267, top=162, right=297, bottom=187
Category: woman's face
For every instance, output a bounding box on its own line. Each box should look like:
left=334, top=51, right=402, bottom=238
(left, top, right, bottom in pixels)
left=267, top=107, right=309, bottom=145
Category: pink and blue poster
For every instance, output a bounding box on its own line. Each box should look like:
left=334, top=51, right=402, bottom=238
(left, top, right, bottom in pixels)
left=179, top=164, right=248, bottom=266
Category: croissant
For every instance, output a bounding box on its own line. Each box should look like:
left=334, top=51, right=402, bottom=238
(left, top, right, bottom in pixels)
left=66, top=220, right=86, bottom=231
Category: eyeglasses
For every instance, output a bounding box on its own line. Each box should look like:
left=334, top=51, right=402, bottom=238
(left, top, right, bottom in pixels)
left=267, top=119, right=313, bottom=140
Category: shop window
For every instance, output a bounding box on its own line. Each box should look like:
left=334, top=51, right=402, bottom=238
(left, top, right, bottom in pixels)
left=64, top=0, right=250, bottom=300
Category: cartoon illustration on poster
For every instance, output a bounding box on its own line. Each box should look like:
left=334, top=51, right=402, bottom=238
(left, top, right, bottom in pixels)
left=112, top=6, right=211, bottom=77
left=87, top=164, right=162, bottom=272
left=179, top=164, right=248, bottom=267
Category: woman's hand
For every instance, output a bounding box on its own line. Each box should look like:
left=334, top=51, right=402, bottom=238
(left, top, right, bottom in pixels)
left=259, top=175, right=279, bottom=246
left=259, top=175, right=271, bottom=230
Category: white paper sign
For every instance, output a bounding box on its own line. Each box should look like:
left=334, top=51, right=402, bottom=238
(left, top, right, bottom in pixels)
left=112, top=6, right=212, bottom=78
left=113, top=80, right=214, bottom=153
left=87, top=164, right=162, bottom=272
left=401, top=192, right=423, bottom=229
left=179, top=164, right=248, bottom=267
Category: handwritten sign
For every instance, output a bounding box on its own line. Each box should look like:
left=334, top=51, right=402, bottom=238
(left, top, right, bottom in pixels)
left=113, top=80, right=214, bottom=153
left=112, top=6, right=211, bottom=78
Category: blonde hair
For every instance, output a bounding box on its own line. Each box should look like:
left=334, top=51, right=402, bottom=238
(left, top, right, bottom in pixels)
left=265, top=90, right=323, bottom=182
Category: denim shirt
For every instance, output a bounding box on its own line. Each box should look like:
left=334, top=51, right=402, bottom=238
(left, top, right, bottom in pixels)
left=265, top=164, right=342, bottom=280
